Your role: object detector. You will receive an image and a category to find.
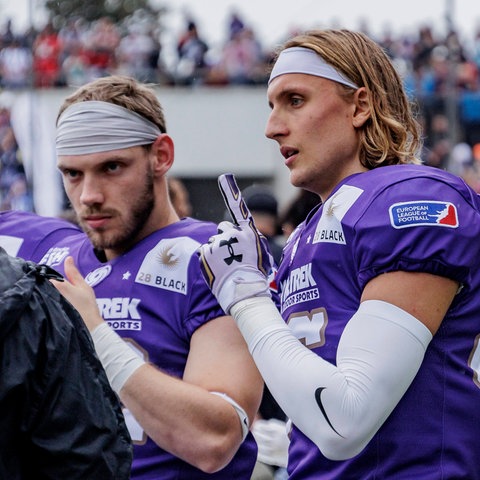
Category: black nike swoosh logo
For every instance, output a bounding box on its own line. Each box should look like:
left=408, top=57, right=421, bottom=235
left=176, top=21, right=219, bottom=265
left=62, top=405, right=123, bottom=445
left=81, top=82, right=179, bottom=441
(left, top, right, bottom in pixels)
left=315, top=387, right=344, bottom=437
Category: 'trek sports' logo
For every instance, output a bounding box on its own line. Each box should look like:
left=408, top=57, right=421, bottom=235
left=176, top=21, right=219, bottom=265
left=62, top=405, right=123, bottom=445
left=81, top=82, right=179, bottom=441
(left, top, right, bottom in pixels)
left=389, top=201, right=459, bottom=229
left=280, top=262, right=319, bottom=312
left=96, top=297, right=142, bottom=331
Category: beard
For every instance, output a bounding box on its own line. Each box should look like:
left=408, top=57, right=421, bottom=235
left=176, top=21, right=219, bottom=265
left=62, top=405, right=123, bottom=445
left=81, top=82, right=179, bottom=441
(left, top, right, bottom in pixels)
left=80, top=170, right=155, bottom=253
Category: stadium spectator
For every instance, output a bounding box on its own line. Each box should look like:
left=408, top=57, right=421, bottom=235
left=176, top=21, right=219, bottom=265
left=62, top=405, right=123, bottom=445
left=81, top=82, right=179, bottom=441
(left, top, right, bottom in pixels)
left=0, top=36, right=32, bottom=88
left=175, top=20, right=209, bottom=85
left=116, top=23, right=160, bottom=83
left=0, top=101, right=32, bottom=211
left=32, top=22, right=62, bottom=87
left=83, top=17, right=120, bottom=79
left=217, top=27, right=266, bottom=85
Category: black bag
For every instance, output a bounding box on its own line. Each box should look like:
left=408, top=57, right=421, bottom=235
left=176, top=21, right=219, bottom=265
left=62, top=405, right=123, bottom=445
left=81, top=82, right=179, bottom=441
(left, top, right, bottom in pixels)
left=0, top=248, right=132, bottom=479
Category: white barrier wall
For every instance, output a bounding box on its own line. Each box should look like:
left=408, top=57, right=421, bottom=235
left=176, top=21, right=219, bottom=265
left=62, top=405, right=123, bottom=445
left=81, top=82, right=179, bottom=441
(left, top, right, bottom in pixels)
left=9, top=86, right=295, bottom=216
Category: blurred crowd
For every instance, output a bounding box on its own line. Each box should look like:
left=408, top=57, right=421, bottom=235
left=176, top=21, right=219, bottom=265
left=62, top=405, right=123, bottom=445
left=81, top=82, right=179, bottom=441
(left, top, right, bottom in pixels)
left=1, top=9, right=480, bottom=212
left=0, top=11, right=273, bottom=88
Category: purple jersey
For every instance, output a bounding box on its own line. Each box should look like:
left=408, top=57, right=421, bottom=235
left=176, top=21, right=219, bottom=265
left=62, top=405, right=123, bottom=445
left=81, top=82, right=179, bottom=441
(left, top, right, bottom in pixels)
left=276, top=165, right=480, bottom=479
left=39, top=217, right=257, bottom=480
left=0, top=210, right=81, bottom=262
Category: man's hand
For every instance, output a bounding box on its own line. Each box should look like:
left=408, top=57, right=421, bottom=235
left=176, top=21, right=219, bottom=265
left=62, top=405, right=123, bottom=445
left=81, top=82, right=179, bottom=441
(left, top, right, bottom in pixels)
left=198, top=174, right=274, bottom=314
left=51, top=256, right=104, bottom=332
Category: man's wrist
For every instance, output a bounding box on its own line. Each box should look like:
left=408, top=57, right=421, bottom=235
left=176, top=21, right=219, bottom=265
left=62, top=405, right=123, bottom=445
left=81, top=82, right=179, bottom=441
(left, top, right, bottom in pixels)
left=91, top=323, right=146, bottom=394
left=230, top=296, right=287, bottom=349
left=219, top=275, right=270, bottom=314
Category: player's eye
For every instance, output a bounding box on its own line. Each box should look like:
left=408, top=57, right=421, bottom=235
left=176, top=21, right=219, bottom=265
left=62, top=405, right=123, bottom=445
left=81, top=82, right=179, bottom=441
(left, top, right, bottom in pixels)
left=104, top=162, right=120, bottom=173
left=63, top=169, right=80, bottom=179
left=290, top=96, right=303, bottom=107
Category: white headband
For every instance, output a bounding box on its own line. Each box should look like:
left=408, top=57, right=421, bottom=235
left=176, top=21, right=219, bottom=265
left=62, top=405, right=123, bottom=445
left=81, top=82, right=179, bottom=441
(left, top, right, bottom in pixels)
left=268, top=46, right=359, bottom=89
left=56, top=100, right=162, bottom=155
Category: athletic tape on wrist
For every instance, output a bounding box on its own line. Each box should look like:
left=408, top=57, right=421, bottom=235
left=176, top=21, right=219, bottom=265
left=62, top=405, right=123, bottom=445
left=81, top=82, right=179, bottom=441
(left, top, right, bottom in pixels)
left=91, top=323, right=146, bottom=394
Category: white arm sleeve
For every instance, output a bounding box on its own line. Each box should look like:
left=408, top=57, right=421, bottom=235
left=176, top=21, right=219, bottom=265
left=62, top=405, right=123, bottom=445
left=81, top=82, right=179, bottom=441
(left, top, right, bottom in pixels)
left=230, top=297, right=432, bottom=460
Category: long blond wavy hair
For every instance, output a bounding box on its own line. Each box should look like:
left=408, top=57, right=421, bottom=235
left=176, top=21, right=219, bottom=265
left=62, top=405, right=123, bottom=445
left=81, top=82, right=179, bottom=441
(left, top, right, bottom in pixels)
left=277, top=29, right=423, bottom=168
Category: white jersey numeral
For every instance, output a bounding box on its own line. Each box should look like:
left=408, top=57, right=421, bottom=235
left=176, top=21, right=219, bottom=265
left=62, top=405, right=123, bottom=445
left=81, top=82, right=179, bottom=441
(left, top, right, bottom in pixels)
left=121, top=338, right=149, bottom=444
left=287, top=307, right=328, bottom=349
left=468, top=333, right=480, bottom=389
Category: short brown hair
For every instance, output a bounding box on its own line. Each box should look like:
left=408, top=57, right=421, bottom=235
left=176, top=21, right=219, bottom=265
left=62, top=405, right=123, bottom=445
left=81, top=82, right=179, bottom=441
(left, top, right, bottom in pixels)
left=57, top=75, right=167, bottom=134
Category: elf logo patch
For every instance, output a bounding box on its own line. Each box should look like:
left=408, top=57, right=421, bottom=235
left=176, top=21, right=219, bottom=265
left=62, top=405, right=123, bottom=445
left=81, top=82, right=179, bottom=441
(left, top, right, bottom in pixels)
left=389, top=201, right=459, bottom=229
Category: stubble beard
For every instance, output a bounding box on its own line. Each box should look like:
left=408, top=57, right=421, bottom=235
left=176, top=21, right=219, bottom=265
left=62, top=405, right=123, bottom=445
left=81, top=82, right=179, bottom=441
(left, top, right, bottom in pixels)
left=82, top=171, right=155, bottom=253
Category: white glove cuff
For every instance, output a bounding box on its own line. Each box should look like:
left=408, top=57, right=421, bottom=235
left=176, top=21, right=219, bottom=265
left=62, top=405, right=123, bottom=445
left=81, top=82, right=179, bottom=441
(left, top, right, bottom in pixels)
left=91, top=323, right=146, bottom=394
left=220, top=275, right=271, bottom=314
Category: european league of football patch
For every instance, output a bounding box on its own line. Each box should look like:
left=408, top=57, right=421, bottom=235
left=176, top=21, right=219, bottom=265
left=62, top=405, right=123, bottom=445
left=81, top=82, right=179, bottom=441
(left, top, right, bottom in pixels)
left=389, top=201, right=459, bottom=229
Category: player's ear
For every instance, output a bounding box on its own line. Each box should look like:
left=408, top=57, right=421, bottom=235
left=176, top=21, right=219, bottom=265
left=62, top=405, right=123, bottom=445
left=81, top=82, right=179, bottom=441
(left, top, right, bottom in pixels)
left=151, top=133, right=174, bottom=176
left=352, top=87, right=371, bottom=128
